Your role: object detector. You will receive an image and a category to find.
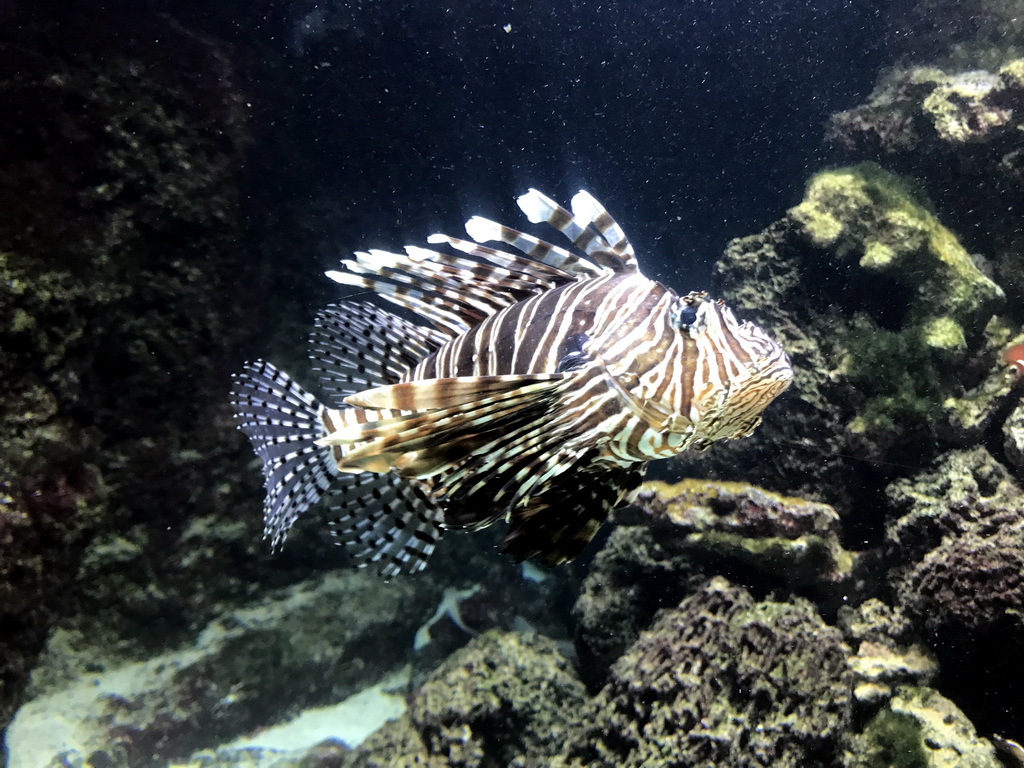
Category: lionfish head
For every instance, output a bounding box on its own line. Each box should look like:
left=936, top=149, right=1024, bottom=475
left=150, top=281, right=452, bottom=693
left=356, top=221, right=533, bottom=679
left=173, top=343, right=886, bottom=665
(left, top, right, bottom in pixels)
left=670, top=291, right=793, bottom=449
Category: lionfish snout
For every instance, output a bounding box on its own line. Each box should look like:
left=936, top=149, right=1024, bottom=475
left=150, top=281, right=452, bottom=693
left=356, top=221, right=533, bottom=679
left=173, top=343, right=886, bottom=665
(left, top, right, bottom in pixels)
left=686, top=299, right=793, bottom=442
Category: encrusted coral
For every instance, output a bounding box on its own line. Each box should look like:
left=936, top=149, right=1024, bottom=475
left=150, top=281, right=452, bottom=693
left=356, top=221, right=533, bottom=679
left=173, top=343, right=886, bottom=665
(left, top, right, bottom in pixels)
left=572, top=479, right=854, bottom=685
left=557, top=578, right=854, bottom=768
left=343, top=630, right=592, bottom=768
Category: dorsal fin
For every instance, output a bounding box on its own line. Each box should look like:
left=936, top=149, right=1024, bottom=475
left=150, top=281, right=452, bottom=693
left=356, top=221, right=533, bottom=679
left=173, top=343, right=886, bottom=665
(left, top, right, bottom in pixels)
left=308, top=302, right=446, bottom=405
left=567, top=190, right=638, bottom=271
left=324, top=191, right=637, bottom=335
left=463, top=216, right=606, bottom=278
left=488, top=189, right=637, bottom=273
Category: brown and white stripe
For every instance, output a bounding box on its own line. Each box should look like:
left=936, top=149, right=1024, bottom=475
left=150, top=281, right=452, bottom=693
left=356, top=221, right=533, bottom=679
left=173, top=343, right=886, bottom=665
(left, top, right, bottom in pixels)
left=232, top=189, right=792, bottom=576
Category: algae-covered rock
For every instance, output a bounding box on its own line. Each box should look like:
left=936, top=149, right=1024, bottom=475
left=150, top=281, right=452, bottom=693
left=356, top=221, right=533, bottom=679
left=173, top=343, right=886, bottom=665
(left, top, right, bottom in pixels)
left=790, top=164, right=1003, bottom=349
left=846, top=687, right=1001, bottom=768
left=570, top=523, right=702, bottom=688
left=633, top=479, right=855, bottom=586
left=557, top=578, right=854, bottom=768
left=828, top=63, right=1024, bottom=153
left=827, top=60, right=1024, bottom=312
left=342, top=630, right=592, bottom=768
left=884, top=446, right=1022, bottom=567
left=572, top=479, right=855, bottom=685
left=679, top=163, right=1013, bottom=515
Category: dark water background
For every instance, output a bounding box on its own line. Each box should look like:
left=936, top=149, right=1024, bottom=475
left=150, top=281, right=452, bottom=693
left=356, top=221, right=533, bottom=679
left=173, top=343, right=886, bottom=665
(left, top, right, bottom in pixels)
left=11, top=0, right=1024, bottom=765
left=169, top=0, right=888, bottom=287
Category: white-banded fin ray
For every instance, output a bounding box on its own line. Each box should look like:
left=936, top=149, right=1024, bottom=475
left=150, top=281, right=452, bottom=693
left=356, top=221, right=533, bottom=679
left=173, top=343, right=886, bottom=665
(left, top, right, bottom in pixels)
left=517, top=188, right=637, bottom=273
left=328, top=472, right=443, bottom=579
left=309, top=302, right=446, bottom=404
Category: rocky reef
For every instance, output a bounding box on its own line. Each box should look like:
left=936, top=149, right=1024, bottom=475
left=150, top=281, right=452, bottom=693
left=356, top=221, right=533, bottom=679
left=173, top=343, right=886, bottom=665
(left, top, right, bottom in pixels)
left=572, top=479, right=855, bottom=684
left=4, top=2, right=1024, bottom=767
left=558, top=578, right=854, bottom=768
left=0, top=5, right=259, bottom=728
left=675, top=161, right=1017, bottom=522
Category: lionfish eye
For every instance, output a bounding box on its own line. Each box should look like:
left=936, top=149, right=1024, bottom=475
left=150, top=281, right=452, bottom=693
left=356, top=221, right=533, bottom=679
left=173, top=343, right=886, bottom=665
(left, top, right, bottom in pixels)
left=674, top=304, right=699, bottom=330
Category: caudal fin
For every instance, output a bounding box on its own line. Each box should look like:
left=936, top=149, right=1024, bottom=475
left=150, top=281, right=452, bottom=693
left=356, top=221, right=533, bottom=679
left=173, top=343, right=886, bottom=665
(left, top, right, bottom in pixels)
left=230, top=360, right=337, bottom=548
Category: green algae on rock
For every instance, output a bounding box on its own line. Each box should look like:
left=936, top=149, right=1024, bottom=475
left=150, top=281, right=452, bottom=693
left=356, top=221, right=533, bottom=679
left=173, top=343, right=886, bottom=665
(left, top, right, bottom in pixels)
left=846, top=687, right=1001, bottom=768
left=828, top=60, right=1024, bottom=312
left=790, top=164, right=1003, bottom=352
left=633, top=479, right=855, bottom=588
left=678, top=161, right=1014, bottom=513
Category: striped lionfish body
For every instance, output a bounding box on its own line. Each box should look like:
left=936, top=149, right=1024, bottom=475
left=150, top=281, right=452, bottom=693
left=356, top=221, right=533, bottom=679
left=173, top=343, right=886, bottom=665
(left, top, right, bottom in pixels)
left=231, top=190, right=792, bottom=578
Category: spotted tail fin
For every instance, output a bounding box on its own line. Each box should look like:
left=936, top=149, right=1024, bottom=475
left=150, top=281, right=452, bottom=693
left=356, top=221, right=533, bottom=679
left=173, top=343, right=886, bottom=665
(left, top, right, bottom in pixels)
left=231, top=360, right=337, bottom=548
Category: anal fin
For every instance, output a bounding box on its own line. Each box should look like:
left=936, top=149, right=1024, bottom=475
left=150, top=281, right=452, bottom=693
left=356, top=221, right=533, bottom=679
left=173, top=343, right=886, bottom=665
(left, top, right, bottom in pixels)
left=328, top=471, right=444, bottom=579
left=501, top=457, right=645, bottom=566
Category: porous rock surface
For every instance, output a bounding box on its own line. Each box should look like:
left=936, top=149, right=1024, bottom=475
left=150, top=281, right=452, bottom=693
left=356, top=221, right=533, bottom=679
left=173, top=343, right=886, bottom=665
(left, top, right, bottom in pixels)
left=557, top=578, right=854, bottom=768
left=1004, top=397, right=1024, bottom=476
left=572, top=479, right=855, bottom=684
left=341, top=629, right=592, bottom=768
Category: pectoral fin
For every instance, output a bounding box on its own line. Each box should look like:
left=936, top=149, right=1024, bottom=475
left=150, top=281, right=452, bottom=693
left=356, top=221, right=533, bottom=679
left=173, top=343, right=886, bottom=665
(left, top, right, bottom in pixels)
left=320, top=374, right=572, bottom=478
left=343, top=373, right=567, bottom=410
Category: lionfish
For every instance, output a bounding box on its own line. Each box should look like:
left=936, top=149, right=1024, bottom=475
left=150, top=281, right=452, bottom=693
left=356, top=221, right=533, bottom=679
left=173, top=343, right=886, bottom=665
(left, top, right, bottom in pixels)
left=231, top=190, right=792, bottom=578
